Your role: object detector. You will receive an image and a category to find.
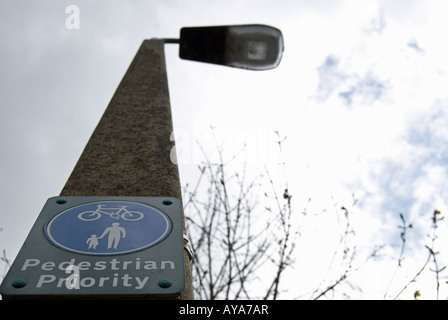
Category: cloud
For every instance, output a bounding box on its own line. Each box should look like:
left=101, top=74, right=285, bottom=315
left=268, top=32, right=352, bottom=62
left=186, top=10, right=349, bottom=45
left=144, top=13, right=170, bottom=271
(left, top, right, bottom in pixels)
left=338, top=72, right=388, bottom=106
left=315, top=55, right=346, bottom=102
left=407, top=39, right=425, bottom=54
left=315, top=54, right=389, bottom=106
left=347, top=97, right=448, bottom=248
left=306, top=6, right=448, bottom=261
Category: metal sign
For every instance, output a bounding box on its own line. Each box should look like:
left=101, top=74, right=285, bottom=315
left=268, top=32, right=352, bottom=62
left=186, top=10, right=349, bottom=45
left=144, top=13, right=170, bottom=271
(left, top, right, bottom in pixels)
left=0, top=196, right=185, bottom=299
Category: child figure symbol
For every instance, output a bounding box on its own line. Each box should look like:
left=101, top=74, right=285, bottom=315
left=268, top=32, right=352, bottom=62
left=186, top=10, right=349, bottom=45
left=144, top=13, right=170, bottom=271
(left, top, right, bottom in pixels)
left=86, top=234, right=99, bottom=249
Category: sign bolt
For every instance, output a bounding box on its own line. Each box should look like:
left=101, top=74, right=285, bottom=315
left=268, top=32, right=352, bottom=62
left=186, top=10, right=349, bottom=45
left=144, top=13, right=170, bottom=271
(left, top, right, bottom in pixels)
left=158, top=279, right=172, bottom=288
left=11, top=279, right=27, bottom=289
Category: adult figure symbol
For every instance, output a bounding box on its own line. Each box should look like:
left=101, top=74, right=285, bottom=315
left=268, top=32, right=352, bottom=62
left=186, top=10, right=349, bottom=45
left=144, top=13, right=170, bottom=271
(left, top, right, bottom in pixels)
left=98, top=222, right=126, bottom=249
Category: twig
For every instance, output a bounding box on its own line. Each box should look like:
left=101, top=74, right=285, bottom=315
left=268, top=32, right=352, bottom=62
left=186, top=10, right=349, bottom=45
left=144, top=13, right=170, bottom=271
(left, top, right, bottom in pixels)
left=1, top=249, right=11, bottom=280
left=393, top=210, right=445, bottom=300
left=383, top=213, right=412, bottom=299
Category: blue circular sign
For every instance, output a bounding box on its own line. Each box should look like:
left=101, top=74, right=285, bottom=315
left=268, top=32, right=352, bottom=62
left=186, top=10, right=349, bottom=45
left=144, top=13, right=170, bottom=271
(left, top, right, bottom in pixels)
left=44, top=201, right=172, bottom=255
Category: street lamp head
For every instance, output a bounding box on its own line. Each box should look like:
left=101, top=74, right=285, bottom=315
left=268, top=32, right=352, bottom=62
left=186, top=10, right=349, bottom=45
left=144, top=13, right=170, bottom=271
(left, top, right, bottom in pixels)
left=178, top=24, right=284, bottom=70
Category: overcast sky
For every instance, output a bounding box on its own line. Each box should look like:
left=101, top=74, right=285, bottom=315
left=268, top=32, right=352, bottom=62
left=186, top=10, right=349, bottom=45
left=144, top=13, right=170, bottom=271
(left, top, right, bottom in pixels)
left=1, top=0, right=448, bottom=299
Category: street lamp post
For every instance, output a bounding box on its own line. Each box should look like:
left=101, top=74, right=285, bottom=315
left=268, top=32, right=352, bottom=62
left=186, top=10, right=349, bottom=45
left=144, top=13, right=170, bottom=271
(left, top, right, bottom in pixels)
left=0, top=25, right=283, bottom=300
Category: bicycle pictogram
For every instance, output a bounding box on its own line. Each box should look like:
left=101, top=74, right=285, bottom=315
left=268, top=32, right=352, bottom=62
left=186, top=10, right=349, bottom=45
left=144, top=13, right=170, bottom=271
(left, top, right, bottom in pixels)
left=78, top=204, right=144, bottom=221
